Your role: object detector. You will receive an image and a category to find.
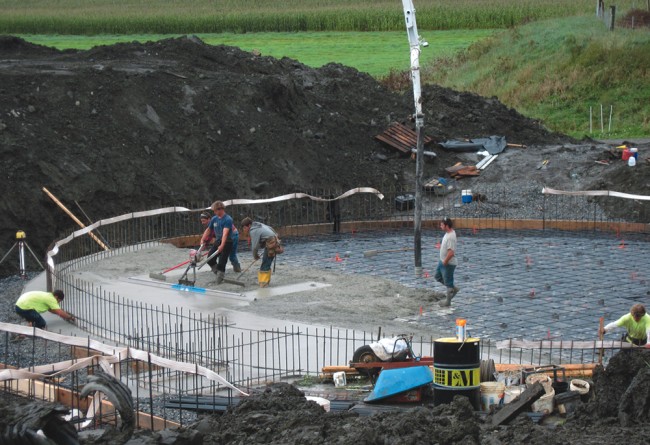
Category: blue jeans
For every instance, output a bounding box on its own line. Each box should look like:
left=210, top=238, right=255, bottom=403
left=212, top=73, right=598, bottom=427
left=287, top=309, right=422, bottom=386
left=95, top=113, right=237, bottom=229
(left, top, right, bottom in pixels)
left=435, top=260, right=456, bottom=288
left=260, top=248, right=274, bottom=272
left=15, top=305, right=46, bottom=329
left=229, top=232, right=240, bottom=268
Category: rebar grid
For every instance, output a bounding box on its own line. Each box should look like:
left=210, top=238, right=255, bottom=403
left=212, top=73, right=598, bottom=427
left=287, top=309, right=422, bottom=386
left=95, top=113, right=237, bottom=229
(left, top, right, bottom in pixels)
left=9, top=185, right=642, bottom=425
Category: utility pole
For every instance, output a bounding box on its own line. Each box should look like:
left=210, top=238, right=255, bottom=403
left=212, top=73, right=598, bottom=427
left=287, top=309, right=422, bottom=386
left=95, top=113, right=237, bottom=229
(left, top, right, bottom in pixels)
left=401, top=0, right=428, bottom=276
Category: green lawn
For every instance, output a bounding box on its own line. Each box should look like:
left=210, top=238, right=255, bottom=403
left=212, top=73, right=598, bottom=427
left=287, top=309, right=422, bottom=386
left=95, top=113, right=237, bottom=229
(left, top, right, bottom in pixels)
left=20, top=30, right=494, bottom=77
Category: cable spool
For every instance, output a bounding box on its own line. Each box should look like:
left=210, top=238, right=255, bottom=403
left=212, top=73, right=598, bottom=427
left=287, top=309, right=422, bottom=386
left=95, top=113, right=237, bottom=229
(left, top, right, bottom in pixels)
left=480, top=359, right=496, bottom=382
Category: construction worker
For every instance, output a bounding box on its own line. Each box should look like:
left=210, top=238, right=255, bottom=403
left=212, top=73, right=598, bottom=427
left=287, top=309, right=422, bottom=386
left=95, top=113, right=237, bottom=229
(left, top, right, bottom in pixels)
left=201, top=201, right=234, bottom=284
left=15, top=290, right=75, bottom=329
left=436, top=217, right=460, bottom=307
left=200, top=211, right=241, bottom=273
left=240, top=217, right=283, bottom=287
left=602, top=304, right=650, bottom=346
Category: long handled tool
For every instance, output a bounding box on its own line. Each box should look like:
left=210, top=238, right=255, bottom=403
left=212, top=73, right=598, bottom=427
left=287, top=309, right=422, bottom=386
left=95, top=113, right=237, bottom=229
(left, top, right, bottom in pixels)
left=149, top=259, right=192, bottom=281
left=237, top=258, right=259, bottom=279
left=150, top=244, right=205, bottom=281
left=363, top=247, right=413, bottom=258
left=196, top=248, right=247, bottom=287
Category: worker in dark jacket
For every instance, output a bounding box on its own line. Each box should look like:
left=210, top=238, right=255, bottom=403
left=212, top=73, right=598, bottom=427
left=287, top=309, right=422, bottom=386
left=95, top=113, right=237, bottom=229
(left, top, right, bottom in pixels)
left=240, top=217, right=283, bottom=287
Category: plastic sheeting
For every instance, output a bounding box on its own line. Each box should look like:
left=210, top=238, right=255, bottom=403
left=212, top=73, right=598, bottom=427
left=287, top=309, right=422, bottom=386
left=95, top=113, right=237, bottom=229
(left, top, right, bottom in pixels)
left=440, top=135, right=507, bottom=155
left=368, top=336, right=409, bottom=361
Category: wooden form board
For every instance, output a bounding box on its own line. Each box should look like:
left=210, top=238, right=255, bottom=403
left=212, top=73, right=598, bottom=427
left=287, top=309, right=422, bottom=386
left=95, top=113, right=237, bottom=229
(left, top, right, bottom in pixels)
left=374, top=122, right=433, bottom=154
left=3, top=378, right=179, bottom=431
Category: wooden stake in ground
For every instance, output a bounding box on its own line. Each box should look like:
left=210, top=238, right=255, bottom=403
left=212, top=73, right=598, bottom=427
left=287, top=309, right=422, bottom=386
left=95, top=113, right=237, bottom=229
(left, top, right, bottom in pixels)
left=598, top=317, right=605, bottom=365
left=42, top=187, right=109, bottom=251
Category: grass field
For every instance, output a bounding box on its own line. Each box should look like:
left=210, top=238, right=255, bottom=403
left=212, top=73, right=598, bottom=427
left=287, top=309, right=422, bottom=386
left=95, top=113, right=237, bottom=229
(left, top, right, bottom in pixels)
left=0, top=0, right=641, bottom=34
left=425, top=15, right=650, bottom=138
left=3, top=0, right=648, bottom=137
left=19, top=30, right=493, bottom=77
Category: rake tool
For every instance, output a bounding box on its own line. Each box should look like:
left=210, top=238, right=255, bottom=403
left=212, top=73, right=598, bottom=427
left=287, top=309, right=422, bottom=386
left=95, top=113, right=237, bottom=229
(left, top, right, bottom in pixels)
left=237, top=258, right=259, bottom=279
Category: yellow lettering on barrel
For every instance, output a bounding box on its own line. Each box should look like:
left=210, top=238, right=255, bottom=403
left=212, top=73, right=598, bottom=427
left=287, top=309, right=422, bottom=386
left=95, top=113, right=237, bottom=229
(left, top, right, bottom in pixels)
left=433, top=367, right=480, bottom=388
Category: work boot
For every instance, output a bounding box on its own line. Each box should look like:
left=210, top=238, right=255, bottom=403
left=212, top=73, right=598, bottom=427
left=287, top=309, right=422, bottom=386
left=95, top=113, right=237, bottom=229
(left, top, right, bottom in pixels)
left=439, top=287, right=455, bottom=307
left=210, top=264, right=218, bottom=274
left=216, top=271, right=225, bottom=284
left=451, top=286, right=460, bottom=298
left=233, top=264, right=242, bottom=273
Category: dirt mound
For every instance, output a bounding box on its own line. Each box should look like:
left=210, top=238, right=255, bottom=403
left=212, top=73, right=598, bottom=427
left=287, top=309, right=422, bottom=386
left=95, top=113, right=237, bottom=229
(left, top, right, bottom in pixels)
left=0, top=35, right=60, bottom=56
left=124, top=353, right=650, bottom=445
left=0, top=35, right=576, bottom=273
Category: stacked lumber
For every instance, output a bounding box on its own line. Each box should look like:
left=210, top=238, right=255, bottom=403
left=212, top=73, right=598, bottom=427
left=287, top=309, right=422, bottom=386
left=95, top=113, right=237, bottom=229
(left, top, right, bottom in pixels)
left=374, top=122, right=434, bottom=154
left=320, top=365, right=361, bottom=381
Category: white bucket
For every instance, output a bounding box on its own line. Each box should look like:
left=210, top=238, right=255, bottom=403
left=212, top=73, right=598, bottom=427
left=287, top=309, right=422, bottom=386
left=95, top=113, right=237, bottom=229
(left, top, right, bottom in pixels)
left=480, top=381, right=505, bottom=411
left=504, top=385, right=525, bottom=404
left=525, top=373, right=553, bottom=394
left=569, top=378, right=590, bottom=395
left=333, top=371, right=347, bottom=388
left=531, top=388, right=555, bottom=414
left=305, top=396, right=331, bottom=412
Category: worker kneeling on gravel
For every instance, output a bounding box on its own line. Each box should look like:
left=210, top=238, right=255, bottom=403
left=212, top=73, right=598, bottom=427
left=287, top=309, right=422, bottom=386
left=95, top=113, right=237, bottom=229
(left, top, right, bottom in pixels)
left=15, top=290, right=75, bottom=329
left=601, top=303, right=650, bottom=346
left=241, top=217, right=284, bottom=287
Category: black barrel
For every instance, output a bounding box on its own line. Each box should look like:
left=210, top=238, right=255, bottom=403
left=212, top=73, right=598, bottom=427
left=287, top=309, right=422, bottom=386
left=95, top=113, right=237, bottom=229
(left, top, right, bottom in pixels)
left=433, top=337, right=481, bottom=410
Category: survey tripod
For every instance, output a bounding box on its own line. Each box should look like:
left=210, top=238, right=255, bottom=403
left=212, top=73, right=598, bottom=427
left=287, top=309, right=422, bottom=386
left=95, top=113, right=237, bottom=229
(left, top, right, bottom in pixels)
left=0, top=230, right=45, bottom=279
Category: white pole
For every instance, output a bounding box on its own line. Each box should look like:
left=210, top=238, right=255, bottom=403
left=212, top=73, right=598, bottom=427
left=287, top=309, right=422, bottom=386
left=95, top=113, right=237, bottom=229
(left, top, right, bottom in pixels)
left=401, top=0, right=425, bottom=273
left=608, top=105, right=613, bottom=132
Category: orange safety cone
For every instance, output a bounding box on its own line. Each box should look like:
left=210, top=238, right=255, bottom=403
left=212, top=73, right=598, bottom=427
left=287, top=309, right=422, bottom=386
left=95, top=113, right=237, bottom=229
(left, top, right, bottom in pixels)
left=335, top=253, right=343, bottom=262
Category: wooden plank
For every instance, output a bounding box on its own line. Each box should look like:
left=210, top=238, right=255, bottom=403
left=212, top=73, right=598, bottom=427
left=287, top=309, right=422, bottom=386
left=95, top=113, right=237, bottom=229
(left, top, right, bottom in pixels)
left=496, top=339, right=636, bottom=349
left=491, top=382, right=546, bottom=426
left=374, top=123, right=433, bottom=155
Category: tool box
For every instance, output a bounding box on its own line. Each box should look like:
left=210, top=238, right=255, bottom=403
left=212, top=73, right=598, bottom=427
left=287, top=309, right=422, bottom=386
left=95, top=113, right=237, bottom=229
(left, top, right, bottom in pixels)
left=395, top=194, right=415, bottom=211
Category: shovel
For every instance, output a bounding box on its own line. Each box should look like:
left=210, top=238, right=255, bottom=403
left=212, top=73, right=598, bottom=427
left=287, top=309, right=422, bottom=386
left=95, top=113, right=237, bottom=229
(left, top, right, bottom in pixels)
left=363, top=247, right=413, bottom=258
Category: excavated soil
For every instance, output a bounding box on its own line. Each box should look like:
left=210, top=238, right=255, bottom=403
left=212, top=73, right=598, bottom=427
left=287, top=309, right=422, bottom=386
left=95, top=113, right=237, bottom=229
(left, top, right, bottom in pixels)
left=122, top=351, right=650, bottom=445
left=1, top=35, right=650, bottom=444
left=2, top=34, right=648, bottom=276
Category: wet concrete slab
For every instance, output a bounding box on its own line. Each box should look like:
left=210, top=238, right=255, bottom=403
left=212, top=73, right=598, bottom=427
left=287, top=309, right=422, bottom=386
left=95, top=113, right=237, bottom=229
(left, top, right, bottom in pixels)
left=28, top=227, right=650, bottom=351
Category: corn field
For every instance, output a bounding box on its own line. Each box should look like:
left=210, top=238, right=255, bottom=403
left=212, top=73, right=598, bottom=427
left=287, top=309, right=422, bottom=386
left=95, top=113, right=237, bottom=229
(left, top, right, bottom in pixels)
left=0, top=0, right=642, bottom=34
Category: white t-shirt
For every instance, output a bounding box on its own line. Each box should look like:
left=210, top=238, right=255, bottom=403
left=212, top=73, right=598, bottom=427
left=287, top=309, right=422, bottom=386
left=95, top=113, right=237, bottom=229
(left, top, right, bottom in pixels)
left=440, top=230, right=457, bottom=266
